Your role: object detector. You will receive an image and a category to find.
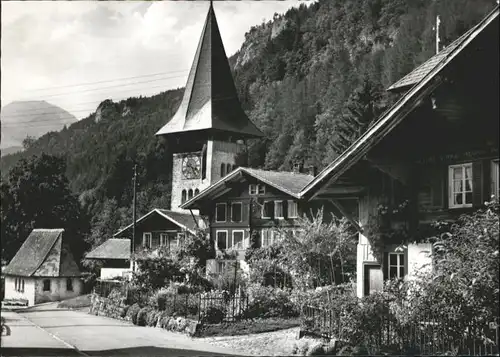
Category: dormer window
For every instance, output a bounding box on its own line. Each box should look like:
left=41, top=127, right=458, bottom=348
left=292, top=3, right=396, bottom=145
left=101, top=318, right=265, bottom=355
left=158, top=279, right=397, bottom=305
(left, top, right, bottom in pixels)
left=249, top=184, right=266, bottom=196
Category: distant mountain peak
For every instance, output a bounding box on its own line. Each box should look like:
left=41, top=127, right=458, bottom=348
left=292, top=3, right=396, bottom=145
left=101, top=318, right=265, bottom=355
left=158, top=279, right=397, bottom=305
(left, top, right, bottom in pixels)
left=1, top=100, right=77, bottom=150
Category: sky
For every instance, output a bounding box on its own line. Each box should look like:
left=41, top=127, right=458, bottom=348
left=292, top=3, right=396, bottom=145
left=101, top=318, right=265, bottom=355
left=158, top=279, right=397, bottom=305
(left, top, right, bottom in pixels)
left=1, top=0, right=303, bottom=121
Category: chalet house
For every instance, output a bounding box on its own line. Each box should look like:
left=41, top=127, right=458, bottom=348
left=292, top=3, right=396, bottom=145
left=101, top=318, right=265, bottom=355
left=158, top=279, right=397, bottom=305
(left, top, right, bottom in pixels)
left=179, top=166, right=344, bottom=275
left=298, top=6, right=499, bottom=298
left=85, top=209, right=200, bottom=279
left=3, top=229, right=83, bottom=306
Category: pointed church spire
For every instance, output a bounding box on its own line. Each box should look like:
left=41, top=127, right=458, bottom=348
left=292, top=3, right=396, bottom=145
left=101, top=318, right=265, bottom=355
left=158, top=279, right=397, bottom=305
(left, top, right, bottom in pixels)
left=156, top=1, right=263, bottom=140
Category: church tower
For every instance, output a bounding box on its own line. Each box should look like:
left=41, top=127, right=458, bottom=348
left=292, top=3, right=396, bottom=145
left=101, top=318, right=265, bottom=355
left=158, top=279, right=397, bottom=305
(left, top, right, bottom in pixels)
left=156, top=2, right=263, bottom=213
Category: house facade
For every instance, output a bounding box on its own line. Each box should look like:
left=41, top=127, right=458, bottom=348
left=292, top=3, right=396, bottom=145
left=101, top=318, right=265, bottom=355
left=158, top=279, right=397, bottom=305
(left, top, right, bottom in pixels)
left=86, top=209, right=201, bottom=279
left=299, top=6, right=499, bottom=297
left=180, top=167, right=343, bottom=275
left=3, top=229, right=83, bottom=306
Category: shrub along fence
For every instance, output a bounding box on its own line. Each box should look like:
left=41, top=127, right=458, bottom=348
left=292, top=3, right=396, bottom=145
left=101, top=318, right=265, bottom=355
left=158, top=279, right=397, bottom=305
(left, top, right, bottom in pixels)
left=93, top=280, right=250, bottom=324
left=301, top=305, right=499, bottom=356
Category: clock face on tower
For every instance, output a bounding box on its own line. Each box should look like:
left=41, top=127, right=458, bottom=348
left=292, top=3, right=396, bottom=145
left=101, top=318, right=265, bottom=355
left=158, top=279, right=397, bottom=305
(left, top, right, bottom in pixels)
left=182, top=155, right=201, bottom=180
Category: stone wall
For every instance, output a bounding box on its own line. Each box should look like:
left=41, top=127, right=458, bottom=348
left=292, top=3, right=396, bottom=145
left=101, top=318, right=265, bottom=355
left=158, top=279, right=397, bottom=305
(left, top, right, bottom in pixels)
left=89, top=292, right=200, bottom=337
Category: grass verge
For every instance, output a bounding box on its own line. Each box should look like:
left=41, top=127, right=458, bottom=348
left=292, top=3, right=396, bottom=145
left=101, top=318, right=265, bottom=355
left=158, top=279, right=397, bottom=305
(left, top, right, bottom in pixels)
left=57, top=294, right=91, bottom=309
left=197, top=317, right=300, bottom=337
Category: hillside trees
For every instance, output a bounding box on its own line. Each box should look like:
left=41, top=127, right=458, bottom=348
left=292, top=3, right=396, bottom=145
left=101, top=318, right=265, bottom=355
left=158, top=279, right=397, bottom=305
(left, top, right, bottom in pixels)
left=0, top=0, right=496, bottom=258
left=0, top=154, right=90, bottom=262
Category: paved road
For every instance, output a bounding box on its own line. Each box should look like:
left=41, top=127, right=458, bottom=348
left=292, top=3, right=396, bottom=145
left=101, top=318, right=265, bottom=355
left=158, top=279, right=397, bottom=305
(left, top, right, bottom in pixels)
left=1, top=304, right=241, bottom=356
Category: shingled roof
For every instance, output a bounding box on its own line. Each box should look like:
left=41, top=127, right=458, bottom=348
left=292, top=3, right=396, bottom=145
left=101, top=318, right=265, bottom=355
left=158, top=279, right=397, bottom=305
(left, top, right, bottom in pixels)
left=156, top=2, right=263, bottom=140
left=387, top=26, right=478, bottom=91
left=113, top=208, right=200, bottom=238
left=180, top=167, right=314, bottom=209
left=3, top=229, right=81, bottom=277
left=85, top=239, right=130, bottom=260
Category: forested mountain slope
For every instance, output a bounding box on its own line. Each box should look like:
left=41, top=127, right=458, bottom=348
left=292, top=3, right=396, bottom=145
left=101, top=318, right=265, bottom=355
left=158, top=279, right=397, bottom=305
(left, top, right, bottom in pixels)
left=1, top=0, right=495, bottom=252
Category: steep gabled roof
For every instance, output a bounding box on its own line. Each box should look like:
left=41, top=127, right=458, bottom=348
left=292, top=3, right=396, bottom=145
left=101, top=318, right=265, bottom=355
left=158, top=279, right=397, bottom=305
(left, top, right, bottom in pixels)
left=155, top=2, right=263, bottom=139
left=85, top=239, right=130, bottom=260
left=180, top=167, right=314, bottom=209
left=300, top=6, right=499, bottom=200
left=113, top=208, right=200, bottom=238
left=4, top=229, right=81, bottom=277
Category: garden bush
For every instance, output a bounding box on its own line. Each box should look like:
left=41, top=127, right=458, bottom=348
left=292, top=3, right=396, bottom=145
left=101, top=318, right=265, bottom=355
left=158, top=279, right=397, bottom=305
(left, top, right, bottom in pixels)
left=126, top=303, right=141, bottom=324
left=245, top=283, right=298, bottom=318
left=136, top=307, right=152, bottom=326
left=146, top=310, right=158, bottom=327
left=120, top=305, right=129, bottom=318
left=201, top=306, right=225, bottom=324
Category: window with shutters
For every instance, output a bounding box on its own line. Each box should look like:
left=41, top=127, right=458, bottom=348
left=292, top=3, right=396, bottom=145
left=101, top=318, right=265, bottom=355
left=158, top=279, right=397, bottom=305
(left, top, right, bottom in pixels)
left=215, top=203, right=227, bottom=222
left=275, top=201, right=284, bottom=219
left=216, top=230, right=228, bottom=250
left=231, top=202, right=242, bottom=222
left=262, top=201, right=274, bottom=219
left=287, top=200, right=298, bottom=218
left=492, top=160, right=499, bottom=199
left=448, top=163, right=473, bottom=208
left=387, top=253, right=405, bottom=279
left=232, top=230, right=245, bottom=249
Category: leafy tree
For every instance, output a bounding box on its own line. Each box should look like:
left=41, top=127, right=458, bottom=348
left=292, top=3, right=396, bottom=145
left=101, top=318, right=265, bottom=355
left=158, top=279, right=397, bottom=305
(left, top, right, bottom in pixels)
left=1, top=153, right=89, bottom=263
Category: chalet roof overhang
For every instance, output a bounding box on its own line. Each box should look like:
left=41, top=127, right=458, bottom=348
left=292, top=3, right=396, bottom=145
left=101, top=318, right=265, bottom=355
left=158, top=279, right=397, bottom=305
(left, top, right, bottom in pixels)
left=299, top=6, right=499, bottom=201
left=113, top=208, right=198, bottom=237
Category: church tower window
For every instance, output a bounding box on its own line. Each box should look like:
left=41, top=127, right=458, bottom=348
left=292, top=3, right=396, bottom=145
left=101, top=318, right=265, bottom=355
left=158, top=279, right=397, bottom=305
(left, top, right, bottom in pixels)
left=181, top=190, right=187, bottom=203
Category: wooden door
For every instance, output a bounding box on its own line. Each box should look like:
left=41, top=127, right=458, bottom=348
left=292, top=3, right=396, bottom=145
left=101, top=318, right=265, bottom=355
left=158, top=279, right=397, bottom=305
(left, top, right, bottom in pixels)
left=364, top=265, right=384, bottom=296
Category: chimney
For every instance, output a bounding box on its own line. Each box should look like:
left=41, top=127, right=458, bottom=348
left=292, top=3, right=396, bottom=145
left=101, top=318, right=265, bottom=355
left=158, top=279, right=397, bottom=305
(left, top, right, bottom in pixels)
left=308, top=165, right=318, bottom=177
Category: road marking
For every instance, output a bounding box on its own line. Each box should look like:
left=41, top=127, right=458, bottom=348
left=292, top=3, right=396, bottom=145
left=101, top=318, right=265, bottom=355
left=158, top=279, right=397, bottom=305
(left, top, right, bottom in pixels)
left=16, top=312, right=89, bottom=356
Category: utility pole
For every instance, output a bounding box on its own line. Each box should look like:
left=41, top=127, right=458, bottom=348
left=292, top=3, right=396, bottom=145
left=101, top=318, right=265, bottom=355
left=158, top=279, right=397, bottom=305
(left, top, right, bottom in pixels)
left=131, top=164, right=137, bottom=273
left=435, top=15, right=441, bottom=54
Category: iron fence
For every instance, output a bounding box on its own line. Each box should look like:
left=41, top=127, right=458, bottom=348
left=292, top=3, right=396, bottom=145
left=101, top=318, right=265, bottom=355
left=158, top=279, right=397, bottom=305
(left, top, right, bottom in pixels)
left=198, top=290, right=249, bottom=322
left=301, top=305, right=499, bottom=356
left=93, top=281, right=250, bottom=324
